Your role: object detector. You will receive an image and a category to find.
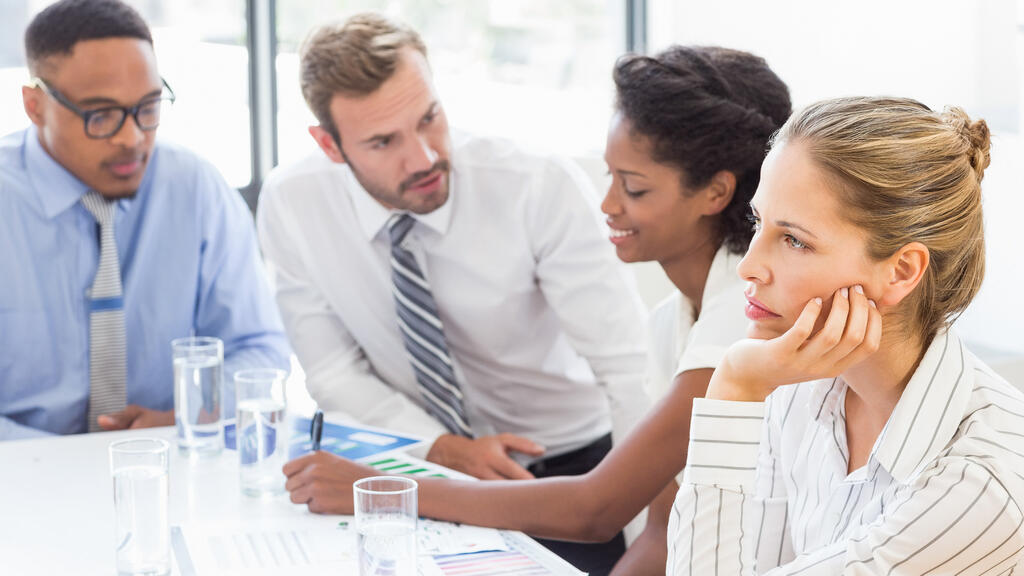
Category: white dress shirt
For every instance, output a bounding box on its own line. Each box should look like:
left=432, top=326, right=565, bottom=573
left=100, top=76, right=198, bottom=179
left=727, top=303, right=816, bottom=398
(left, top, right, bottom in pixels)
left=257, top=134, right=650, bottom=460
left=647, top=246, right=748, bottom=402
left=668, top=329, right=1024, bottom=575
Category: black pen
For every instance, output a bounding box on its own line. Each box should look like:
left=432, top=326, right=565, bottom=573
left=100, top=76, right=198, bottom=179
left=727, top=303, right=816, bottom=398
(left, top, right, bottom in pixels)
left=310, top=409, right=324, bottom=451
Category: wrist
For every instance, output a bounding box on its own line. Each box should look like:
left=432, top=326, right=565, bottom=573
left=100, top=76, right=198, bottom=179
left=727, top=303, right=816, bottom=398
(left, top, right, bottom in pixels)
left=705, top=366, right=768, bottom=403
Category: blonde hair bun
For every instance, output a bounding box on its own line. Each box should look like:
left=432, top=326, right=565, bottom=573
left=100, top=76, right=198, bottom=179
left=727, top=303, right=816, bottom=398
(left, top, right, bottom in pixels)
left=942, top=106, right=991, bottom=183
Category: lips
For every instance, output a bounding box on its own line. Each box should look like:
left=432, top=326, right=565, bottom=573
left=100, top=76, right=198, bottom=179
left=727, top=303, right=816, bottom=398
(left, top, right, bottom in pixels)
left=606, top=220, right=637, bottom=245
left=104, top=155, right=145, bottom=178
left=405, top=171, right=442, bottom=195
left=745, top=292, right=781, bottom=321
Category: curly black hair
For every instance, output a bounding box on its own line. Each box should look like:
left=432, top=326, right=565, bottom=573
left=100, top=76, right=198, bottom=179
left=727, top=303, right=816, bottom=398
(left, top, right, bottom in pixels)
left=613, top=46, right=791, bottom=254
left=25, top=0, right=152, bottom=74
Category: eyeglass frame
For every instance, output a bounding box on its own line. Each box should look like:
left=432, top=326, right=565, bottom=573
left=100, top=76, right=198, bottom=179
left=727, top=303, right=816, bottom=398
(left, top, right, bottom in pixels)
left=30, top=76, right=176, bottom=139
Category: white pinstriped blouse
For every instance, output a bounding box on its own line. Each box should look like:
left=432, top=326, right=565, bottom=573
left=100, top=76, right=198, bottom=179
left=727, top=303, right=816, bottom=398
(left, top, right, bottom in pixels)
left=667, top=329, right=1024, bottom=575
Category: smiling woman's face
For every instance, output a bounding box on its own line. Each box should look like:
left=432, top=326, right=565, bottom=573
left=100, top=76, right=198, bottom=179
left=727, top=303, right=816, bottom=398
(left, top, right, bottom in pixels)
left=738, top=140, right=887, bottom=340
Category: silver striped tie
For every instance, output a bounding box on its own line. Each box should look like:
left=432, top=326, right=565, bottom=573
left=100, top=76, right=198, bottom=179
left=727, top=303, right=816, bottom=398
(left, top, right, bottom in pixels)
left=388, top=214, right=472, bottom=436
left=81, top=191, right=127, bottom=432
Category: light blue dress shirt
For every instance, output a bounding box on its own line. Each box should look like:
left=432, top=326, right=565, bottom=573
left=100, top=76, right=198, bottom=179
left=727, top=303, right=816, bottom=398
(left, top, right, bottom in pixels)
left=0, top=127, right=291, bottom=440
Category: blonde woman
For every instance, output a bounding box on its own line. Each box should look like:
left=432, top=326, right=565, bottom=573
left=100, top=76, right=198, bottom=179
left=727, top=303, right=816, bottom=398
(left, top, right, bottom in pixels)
left=669, top=97, right=1024, bottom=574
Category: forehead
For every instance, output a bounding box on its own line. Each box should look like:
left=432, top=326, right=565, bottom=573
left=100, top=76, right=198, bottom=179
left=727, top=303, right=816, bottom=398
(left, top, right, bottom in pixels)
left=753, top=140, right=845, bottom=226
left=329, top=49, right=437, bottom=140
left=45, top=37, right=160, bottom=97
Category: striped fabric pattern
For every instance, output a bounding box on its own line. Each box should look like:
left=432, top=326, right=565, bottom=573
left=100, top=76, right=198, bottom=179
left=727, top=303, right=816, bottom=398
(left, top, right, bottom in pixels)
left=81, top=191, right=127, bottom=432
left=387, top=214, right=471, bottom=437
left=668, top=330, right=1024, bottom=575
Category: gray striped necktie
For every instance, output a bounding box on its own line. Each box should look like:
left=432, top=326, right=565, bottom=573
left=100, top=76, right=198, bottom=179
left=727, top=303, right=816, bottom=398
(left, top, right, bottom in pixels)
left=81, top=191, right=127, bottom=432
left=388, top=214, right=472, bottom=437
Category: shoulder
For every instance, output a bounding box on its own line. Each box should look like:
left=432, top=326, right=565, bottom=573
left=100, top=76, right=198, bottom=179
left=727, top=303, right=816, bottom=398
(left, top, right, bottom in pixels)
left=0, top=130, right=30, bottom=195
left=148, top=140, right=230, bottom=199
left=146, top=140, right=250, bottom=222
left=650, top=291, right=685, bottom=335
left=260, top=153, right=345, bottom=207
left=453, top=133, right=594, bottom=200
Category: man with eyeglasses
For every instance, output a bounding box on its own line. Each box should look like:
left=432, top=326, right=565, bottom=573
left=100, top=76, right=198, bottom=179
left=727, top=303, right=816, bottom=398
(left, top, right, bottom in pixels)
left=0, top=0, right=290, bottom=440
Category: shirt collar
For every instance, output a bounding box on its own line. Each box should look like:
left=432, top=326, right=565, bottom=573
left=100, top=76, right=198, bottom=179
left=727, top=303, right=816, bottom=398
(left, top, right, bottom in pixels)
left=24, top=125, right=90, bottom=219
left=871, top=329, right=973, bottom=482
left=347, top=165, right=455, bottom=242
left=701, top=245, right=744, bottom=310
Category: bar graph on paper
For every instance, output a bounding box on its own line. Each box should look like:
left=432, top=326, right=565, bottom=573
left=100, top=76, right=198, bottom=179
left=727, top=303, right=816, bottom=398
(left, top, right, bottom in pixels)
left=431, top=550, right=551, bottom=575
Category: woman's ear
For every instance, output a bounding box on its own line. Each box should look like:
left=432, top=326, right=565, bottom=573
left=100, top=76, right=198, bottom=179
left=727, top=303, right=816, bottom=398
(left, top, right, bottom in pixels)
left=700, top=170, right=737, bottom=216
left=877, top=242, right=930, bottom=307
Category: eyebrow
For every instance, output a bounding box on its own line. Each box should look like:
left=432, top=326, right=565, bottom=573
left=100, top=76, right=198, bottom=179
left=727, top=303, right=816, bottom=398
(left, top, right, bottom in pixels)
left=77, top=88, right=163, bottom=107
left=615, top=169, right=647, bottom=177
left=360, top=102, right=439, bottom=146
left=750, top=204, right=820, bottom=239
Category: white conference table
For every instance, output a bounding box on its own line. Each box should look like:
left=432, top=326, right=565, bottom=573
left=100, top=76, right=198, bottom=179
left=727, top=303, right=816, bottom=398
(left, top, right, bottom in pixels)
left=0, top=424, right=580, bottom=576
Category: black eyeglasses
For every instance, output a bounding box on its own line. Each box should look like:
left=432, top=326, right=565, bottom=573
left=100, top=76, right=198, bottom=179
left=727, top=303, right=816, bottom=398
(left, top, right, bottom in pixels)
left=31, top=77, right=176, bottom=139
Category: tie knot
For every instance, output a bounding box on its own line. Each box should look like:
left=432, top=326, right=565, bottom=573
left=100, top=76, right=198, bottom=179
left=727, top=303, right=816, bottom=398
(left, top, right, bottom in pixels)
left=388, top=214, right=415, bottom=247
left=81, top=190, right=116, bottom=226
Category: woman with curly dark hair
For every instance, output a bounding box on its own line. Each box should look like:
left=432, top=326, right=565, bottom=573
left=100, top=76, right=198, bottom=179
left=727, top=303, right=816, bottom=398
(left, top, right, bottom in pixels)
left=281, top=46, right=791, bottom=576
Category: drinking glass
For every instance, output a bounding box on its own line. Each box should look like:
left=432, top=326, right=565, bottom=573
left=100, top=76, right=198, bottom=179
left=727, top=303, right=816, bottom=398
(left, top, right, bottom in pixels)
left=235, top=368, right=289, bottom=496
left=171, top=336, right=224, bottom=457
left=109, top=438, right=170, bottom=576
left=354, top=476, right=418, bottom=576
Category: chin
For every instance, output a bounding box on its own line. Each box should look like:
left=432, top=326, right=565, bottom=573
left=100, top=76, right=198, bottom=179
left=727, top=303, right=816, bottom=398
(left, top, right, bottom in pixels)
left=745, top=322, right=785, bottom=340
left=614, top=247, right=641, bottom=263
left=407, top=189, right=450, bottom=215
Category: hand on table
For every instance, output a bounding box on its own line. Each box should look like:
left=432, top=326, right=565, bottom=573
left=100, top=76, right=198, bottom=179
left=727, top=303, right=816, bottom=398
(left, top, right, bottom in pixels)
left=426, top=433, right=545, bottom=480
left=97, top=405, right=175, bottom=430
left=707, top=285, right=882, bottom=403
left=284, top=451, right=377, bottom=514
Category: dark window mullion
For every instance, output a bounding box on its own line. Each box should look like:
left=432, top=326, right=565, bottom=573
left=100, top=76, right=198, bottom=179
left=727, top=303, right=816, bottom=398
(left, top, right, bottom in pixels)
left=242, top=0, right=277, bottom=212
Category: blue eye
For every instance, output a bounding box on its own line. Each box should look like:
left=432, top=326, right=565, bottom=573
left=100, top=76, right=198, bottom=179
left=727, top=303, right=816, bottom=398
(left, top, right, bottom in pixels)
left=747, top=214, right=761, bottom=232
left=371, top=137, right=391, bottom=150
left=784, top=234, right=808, bottom=250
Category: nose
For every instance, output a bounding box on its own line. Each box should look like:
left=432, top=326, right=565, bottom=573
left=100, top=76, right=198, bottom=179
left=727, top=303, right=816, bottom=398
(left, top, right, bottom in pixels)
left=108, top=114, right=145, bottom=148
left=405, top=134, right=437, bottom=175
left=736, top=230, right=771, bottom=285
left=600, top=180, right=622, bottom=217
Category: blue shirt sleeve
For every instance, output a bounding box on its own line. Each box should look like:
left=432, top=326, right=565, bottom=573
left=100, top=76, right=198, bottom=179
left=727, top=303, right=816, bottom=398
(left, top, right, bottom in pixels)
left=191, top=160, right=292, bottom=416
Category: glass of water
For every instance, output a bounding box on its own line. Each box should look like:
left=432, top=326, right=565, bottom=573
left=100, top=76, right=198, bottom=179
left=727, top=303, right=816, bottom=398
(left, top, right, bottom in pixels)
left=110, top=438, right=170, bottom=576
left=235, top=368, right=288, bottom=497
left=171, top=336, right=224, bottom=457
left=354, top=476, right=418, bottom=576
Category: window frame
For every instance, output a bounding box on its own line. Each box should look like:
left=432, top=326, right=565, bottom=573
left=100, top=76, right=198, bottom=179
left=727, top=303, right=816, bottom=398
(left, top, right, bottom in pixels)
left=239, top=0, right=646, bottom=210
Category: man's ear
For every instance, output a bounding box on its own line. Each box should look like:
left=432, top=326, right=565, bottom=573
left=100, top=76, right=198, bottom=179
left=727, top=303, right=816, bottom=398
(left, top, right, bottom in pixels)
left=308, top=125, right=345, bottom=164
left=700, top=170, right=737, bottom=217
left=877, top=241, right=930, bottom=308
left=22, top=84, right=45, bottom=127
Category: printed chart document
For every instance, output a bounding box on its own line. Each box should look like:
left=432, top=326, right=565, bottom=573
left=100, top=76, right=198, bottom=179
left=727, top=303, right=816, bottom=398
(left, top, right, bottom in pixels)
left=223, top=416, right=425, bottom=460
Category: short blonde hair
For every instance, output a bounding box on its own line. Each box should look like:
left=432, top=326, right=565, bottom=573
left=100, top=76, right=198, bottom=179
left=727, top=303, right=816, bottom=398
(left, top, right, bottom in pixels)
left=773, top=96, right=991, bottom=341
left=299, top=13, right=427, bottom=139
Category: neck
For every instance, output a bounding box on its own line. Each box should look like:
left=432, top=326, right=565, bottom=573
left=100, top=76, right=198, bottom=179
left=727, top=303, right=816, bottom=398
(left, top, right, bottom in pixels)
left=659, top=234, right=720, bottom=317
left=841, top=321, right=927, bottom=427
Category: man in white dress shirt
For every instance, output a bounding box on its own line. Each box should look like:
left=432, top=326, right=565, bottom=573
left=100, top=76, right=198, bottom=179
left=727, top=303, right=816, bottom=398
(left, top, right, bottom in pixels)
left=257, top=14, right=648, bottom=573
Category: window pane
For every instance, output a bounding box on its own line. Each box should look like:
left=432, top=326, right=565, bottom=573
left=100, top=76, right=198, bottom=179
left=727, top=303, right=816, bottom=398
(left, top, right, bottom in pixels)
left=0, top=0, right=252, bottom=188
left=276, top=0, right=626, bottom=167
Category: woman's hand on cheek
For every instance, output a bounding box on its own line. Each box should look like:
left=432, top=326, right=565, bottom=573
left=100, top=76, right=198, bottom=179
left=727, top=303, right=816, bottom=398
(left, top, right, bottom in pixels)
left=707, top=285, right=882, bottom=402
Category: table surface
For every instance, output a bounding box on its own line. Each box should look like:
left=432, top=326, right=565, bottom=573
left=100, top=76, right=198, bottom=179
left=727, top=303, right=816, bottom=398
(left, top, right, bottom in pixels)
left=0, top=425, right=574, bottom=576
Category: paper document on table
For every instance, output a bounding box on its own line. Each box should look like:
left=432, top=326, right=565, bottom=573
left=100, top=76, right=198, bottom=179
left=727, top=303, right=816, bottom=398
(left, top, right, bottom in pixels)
left=178, top=515, right=517, bottom=576
left=417, top=518, right=507, bottom=555
left=179, top=516, right=356, bottom=576
left=421, top=531, right=585, bottom=576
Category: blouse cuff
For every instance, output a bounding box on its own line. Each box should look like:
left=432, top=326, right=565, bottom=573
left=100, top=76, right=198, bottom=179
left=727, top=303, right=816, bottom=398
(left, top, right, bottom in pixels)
left=683, top=397, right=765, bottom=490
